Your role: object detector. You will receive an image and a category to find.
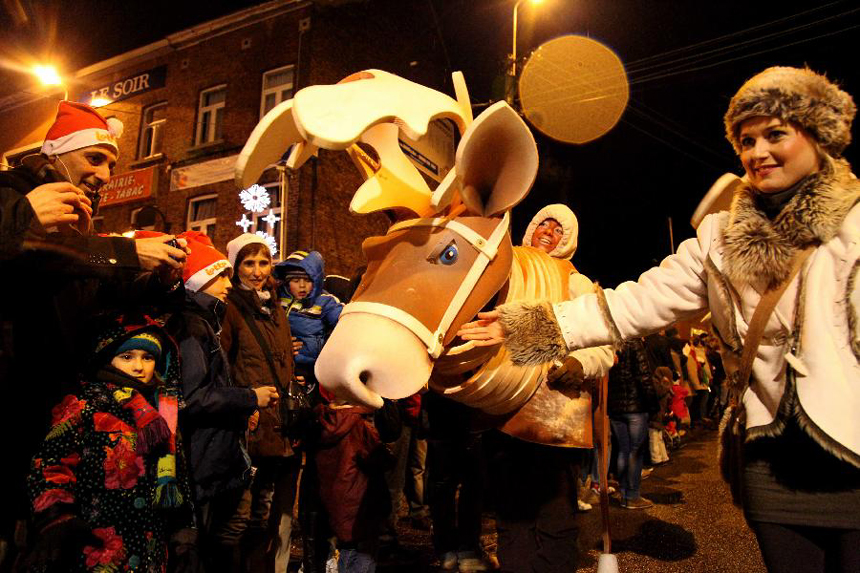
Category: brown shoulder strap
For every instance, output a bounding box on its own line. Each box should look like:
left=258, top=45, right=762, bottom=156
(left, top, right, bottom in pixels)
left=734, top=246, right=815, bottom=393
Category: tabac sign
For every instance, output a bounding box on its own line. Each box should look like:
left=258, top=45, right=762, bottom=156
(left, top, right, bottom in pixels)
left=79, top=66, right=167, bottom=106
left=99, top=166, right=155, bottom=207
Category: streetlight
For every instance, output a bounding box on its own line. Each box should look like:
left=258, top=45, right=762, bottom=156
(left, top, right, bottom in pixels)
left=507, top=0, right=545, bottom=105
left=32, top=64, right=68, bottom=100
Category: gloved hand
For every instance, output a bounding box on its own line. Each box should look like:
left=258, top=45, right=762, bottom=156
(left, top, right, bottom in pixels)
left=23, top=515, right=100, bottom=571
left=546, top=356, right=588, bottom=391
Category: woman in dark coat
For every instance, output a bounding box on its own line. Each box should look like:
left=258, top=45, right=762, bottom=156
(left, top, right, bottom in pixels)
left=222, top=234, right=298, bottom=573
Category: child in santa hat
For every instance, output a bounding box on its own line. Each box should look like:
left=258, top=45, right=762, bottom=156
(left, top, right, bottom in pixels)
left=166, top=231, right=278, bottom=571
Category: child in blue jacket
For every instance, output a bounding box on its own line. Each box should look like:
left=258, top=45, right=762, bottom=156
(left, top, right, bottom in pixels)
left=275, top=250, right=343, bottom=386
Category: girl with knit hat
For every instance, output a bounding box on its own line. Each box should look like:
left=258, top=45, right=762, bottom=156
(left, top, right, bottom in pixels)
left=461, top=66, right=860, bottom=571
left=167, top=231, right=278, bottom=572
left=24, top=313, right=195, bottom=572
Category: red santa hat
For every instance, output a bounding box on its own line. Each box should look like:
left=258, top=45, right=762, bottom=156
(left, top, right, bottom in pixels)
left=178, top=231, right=232, bottom=292
left=40, top=101, right=123, bottom=157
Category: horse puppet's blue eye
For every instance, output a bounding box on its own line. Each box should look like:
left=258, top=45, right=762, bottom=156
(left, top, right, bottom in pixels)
left=439, top=244, right=459, bottom=265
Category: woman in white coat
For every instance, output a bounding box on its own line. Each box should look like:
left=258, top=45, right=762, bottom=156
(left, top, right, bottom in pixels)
left=460, top=66, right=860, bottom=572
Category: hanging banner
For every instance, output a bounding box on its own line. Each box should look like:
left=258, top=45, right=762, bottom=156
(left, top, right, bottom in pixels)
left=99, top=166, right=155, bottom=207
left=170, top=154, right=238, bottom=191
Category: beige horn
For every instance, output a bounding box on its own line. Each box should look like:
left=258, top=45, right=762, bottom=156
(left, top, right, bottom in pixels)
left=235, top=98, right=306, bottom=190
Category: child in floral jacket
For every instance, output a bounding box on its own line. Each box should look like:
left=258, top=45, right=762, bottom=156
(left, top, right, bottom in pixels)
left=24, top=314, right=194, bottom=572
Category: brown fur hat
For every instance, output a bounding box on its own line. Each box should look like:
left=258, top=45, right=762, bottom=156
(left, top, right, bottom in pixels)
left=724, top=66, right=856, bottom=157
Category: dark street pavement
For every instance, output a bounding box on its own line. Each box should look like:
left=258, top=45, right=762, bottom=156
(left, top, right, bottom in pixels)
left=293, top=427, right=768, bottom=572
left=574, top=427, right=766, bottom=572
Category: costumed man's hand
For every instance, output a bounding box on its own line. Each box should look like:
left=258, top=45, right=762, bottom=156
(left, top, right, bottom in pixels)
left=291, top=337, right=302, bottom=356
left=135, top=235, right=188, bottom=274
left=248, top=410, right=260, bottom=432
left=26, top=182, right=93, bottom=233
left=457, top=310, right=505, bottom=346
left=546, top=356, right=588, bottom=392
left=23, top=515, right=101, bottom=570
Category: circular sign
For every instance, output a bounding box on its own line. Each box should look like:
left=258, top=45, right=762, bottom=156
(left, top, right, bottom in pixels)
left=518, top=35, right=629, bottom=144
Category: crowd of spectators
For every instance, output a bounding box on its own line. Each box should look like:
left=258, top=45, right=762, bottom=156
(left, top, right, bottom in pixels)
left=5, top=61, right=860, bottom=573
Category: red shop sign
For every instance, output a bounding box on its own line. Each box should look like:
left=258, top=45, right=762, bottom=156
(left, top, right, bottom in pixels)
left=100, top=166, right=155, bottom=207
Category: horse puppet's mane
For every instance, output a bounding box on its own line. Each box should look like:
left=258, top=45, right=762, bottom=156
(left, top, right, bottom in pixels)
left=432, top=246, right=594, bottom=447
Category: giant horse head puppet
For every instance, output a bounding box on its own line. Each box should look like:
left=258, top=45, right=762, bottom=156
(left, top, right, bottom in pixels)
left=237, top=71, right=592, bottom=447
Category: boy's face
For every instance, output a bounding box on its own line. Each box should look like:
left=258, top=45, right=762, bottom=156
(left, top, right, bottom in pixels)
left=200, top=271, right=232, bottom=302
left=288, top=276, right=312, bottom=299
left=111, top=349, right=157, bottom=385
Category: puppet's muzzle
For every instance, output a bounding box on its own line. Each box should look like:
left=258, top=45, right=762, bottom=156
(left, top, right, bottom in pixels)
left=315, top=312, right=433, bottom=409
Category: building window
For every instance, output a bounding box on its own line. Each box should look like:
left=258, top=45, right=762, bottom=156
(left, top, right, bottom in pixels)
left=138, top=102, right=167, bottom=159
left=196, top=85, right=226, bottom=145
left=250, top=183, right=282, bottom=241
left=187, top=194, right=218, bottom=237
left=260, top=66, right=294, bottom=118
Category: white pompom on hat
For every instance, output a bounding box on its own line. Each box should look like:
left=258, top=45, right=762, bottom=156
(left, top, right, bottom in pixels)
left=226, top=233, right=270, bottom=267
left=40, top=101, right=123, bottom=157
left=521, top=203, right=579, bottom=260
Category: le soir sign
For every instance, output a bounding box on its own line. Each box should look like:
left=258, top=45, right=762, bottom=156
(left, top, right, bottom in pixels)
left=79, top=66, right=167, bottom=106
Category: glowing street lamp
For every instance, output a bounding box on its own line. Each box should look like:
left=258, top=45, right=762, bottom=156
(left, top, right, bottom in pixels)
left=507, top=0, right=545, bottom=105
left=32, top=64, right=68, bottom=100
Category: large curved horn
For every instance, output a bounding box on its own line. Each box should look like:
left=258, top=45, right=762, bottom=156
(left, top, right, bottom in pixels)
left=348, top=123, right=434, bottom=216
left=292, top=69, right=469, bottom=150
left=235, top=99, right=305, bottom=190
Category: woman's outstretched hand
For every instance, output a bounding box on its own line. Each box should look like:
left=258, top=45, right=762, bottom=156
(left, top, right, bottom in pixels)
left=456, top=310, right=506, bottom=346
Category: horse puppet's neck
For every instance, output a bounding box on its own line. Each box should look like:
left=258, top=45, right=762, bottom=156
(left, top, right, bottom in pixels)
left=431, top=246, right=594, bottom=448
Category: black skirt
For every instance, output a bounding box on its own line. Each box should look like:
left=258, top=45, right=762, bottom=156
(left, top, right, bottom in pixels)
left=742, top=419, right=860, bottom=529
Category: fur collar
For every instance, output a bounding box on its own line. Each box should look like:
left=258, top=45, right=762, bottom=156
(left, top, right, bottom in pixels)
left=722, top=158, right=860, bottom=290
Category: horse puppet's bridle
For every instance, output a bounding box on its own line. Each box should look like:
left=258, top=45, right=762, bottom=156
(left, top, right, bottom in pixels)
left=340, top=211, right=510, bottom=359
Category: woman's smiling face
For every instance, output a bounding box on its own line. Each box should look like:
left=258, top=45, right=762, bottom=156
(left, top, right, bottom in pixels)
left=531, top=218, right=563, bottom=253
left=738, top=117, right=820, bottom=194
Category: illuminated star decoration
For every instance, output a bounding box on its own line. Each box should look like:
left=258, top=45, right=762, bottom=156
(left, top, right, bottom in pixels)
left=239, top=184, right=270, bottom=213
left=256, top=231, right=278, bottom=256
left=262, top=209, right=280, bottom=230
left=235, top=213, right=253, bottom=232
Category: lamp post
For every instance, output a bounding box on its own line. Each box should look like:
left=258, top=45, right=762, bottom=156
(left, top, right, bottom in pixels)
left=32, top=64, right=68, bottom=100
left=506, top=0, right=544, bottom=105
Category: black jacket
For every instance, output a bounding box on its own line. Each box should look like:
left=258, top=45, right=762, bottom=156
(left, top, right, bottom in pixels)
left=607, top=339, right=659, bottom=416
left=0, top=158, right=167, bottom=519
left=170, top=290, right=257, bottom=502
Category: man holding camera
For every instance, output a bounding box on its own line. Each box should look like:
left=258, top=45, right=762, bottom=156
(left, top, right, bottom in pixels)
left=0, top=101, right=188, bottom=569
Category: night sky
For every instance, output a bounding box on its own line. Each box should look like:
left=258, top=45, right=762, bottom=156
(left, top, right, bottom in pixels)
left=2, top=0, right=858, bottom=287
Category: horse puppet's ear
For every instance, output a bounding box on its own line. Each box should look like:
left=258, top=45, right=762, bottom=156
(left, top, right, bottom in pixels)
left=455, top=101, right=538, bottom=217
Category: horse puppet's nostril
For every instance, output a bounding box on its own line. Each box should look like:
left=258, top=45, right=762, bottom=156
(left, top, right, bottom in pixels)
left=359, top=370, right=371, bottom=384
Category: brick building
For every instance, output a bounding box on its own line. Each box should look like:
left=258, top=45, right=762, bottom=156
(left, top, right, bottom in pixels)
left=0, top=0, right=451, bottom=276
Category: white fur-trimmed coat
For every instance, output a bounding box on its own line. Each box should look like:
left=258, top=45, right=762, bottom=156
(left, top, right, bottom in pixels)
left=503, top=159, right=860, bottom=467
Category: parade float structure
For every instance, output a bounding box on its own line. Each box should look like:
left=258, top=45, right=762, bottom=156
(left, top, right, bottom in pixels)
left=235, top=70, right=596, bottom=447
